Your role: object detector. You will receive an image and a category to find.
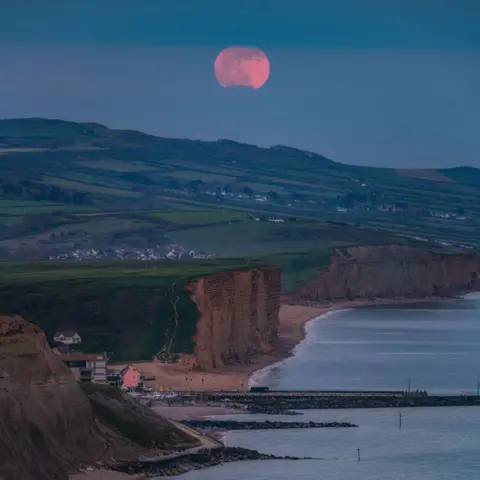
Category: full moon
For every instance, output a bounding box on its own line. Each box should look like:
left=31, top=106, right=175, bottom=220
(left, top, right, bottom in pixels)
left=214, top=46, right=270, bottom=90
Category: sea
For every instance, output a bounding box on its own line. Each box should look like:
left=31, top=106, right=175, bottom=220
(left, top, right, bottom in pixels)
left=181, top=292, right=480, bottom=479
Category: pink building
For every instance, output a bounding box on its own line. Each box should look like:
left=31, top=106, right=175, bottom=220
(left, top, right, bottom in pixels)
left=119, top=364, right=144, bottom=389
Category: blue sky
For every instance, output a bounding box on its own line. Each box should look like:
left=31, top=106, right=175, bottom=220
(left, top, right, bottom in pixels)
left=0, top=1, right=479, bottom=168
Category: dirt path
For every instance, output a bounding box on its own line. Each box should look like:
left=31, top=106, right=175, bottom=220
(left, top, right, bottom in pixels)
left=137, top=419, right=222, bottom=464
left=170, top=419, right=222, bottom=450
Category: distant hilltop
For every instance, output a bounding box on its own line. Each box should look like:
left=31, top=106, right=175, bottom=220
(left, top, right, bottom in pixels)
left=0, top=117, right=479, bottom=255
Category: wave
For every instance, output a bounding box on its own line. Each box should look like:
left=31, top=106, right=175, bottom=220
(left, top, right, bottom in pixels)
left=248, top=308, right=348, bottom=387
left=299, top=308, right=351, bottom=347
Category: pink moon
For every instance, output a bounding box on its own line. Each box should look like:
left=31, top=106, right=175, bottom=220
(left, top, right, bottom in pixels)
left=214, top=46, right=270, bottom=90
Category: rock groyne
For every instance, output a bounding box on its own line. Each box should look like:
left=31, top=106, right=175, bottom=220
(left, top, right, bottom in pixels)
left=111, top=446, right=315, bottom=477
left=183, top=420, right=357, bottom=430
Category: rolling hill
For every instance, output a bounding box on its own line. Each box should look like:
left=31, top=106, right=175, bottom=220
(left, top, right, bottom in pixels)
left=0, top=117, right=479, bottom=258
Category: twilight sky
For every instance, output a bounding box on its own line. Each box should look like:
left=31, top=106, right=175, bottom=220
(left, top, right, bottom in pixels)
left=1, top=1, right=479, bottom=168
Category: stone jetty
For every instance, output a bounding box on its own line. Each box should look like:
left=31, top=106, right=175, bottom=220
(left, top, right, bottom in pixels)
left=183, top=420, right=357, bottom=430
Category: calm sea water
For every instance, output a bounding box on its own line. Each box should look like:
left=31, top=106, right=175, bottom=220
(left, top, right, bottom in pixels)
left=181, top=293, right=480, bottom=479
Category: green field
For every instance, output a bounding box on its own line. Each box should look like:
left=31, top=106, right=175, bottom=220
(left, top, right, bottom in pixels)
left=0, top=258, right=258, bottom=360
left=0, top=117, right=477, bottom=280
left=0, top=250, right=334, bottom=359
left=42, top=176, right=143, bottom=197
left=149, top=210, right=248, bottom=225
left=1, top=117, right=478, bottom=362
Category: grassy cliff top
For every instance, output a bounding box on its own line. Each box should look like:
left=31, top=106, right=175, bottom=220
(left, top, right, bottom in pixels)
left=0, top=241, right=470, bottom=295
left=0, top=258, right=271, bottom=296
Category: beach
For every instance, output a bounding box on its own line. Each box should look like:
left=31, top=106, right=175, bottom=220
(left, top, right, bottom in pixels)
left=181, top=294, right=480, bottom=480
left=76, top=295, right=471, bottom=480
left=111, top=303, right=327, bottom=392
left=112, top=296, right=446, bottom=392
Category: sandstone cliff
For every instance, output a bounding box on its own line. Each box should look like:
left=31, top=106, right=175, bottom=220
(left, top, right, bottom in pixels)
left=0, top=315, right=198, bottom=480
left=0, top=315, right=100, bottom=480
left=287, top=245, right=480, bottom=304
left=188, top=266, right=281, bottom=370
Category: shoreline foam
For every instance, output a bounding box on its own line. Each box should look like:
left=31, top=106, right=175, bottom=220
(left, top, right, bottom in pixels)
left=248, top=295, right=462, bottom=387
left=249, top=308, right=347, bottom=387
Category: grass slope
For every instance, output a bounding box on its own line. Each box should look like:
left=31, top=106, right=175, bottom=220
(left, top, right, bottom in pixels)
left=0, top=250, right=333, bottom=359
left=0, top=216, right=428, bottom=361
left=0, top=118, right=478, bottom=360
left=0, top=118, right=478, bottom=253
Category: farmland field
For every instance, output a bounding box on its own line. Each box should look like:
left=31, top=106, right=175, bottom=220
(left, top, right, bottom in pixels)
left=148, top=210, right=248, bottom=225
left=0, top=117, right=478, bottom=260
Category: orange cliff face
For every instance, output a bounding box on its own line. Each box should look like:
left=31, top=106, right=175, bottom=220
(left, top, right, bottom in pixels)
left=187, top=266, right=281, bottom=370
left=184, top=246, right=480, bottom=371
left=286, top=245, right=480, bottom=304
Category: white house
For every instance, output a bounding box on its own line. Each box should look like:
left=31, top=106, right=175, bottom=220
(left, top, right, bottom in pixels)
left=53, top=331, right=82, bottom=345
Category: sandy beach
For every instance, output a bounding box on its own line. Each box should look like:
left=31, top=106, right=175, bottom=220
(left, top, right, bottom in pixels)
left=111, top=303, right=326, bottom=392
left=112, top=296, right=445, bottom=393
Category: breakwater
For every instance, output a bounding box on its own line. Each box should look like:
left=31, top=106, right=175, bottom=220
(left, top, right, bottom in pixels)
left=111, top=447, right=314, bottom=477
left=184, top=420, right=357, bottom=430
left=173, top=390, right=480, bottom=410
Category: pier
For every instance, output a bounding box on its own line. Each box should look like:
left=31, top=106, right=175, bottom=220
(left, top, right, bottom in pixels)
left=147, top=389, right=480, bottom=410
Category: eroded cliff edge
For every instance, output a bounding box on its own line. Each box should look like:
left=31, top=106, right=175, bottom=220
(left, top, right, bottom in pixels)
left=285, top=245, right=480, bottom=304
left=0, top=315, right=198, bottom=480
left=188, top=266, right=281, bottom=370
left=0, top=315, right=99, bottom=480
left=1, top=245, right=478, bottom=374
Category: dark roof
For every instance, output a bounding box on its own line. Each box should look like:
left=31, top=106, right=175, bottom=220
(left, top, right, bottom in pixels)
left=119, top=364, right=140, bottom=377
left=54, top=330, right=80, bottom=338
left=61, top=353, right=106, bottom=362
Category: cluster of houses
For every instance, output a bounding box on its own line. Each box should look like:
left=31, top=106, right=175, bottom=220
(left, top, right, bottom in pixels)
left=48, top=244, right=214, bottom=261
left=251, top=215, right=285, bottom=223
left=52, top=330, right=145, bottom=390
left=429, top=211, right=469, bottom=221
left=202, top=189, right=269, bottom=203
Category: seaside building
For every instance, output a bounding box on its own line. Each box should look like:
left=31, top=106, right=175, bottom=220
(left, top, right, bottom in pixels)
left=107, top=369, right=122, bottom=387
left=61, top=353, right=108, bottom=384
left=53, top=331, right=82, bottom=345
left=119, top=364, right=144, bottom=389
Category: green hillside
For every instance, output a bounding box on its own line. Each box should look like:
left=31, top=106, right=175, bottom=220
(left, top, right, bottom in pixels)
left=0, top=254, right=327, bottom=360
left=0, top=117, right=479, bottom=259
left=0, top=118, right=476, bottom=359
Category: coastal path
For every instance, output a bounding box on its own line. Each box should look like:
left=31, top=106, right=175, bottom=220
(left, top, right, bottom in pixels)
left=138, top=419, right=222, bottom=464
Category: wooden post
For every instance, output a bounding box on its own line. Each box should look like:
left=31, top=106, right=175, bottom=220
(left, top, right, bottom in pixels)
left=399, top=412, right=402, bottom=428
